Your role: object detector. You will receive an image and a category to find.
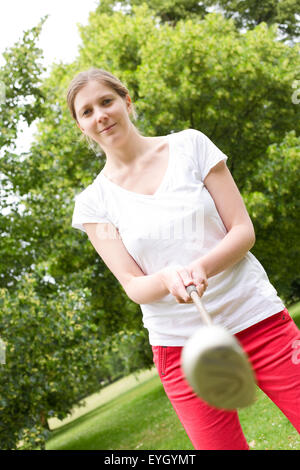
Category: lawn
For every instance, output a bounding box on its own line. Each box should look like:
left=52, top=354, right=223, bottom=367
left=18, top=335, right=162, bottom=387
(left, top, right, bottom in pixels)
left=46, top=303, right=300, bottom=451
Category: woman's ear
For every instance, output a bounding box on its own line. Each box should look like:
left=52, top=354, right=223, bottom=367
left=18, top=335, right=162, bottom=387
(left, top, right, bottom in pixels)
left=76, top=121, right=84, bottom=133
left=126, top=94, right=132, bottom=112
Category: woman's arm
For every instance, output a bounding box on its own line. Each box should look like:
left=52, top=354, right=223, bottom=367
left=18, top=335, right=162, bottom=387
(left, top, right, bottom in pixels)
left=83, top=223, right=203, bottom=304
left=83, top=162, right=254, bottom=305
left=83, top=222, right=171, bottom=304
left=188, top=160, right=255, bottom=278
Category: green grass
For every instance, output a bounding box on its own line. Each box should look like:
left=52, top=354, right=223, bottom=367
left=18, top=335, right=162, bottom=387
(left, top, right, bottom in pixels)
left=46, top=374, right=299, bottom=450
left=46, top=305, right=300, bottom=451
left=287, top=300, right=300, bottom=318
left=46, top=374, right=191, bottom=451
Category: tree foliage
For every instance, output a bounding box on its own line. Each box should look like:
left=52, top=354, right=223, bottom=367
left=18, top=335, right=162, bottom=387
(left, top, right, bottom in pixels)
left=243, top=130, right=300, bottom=302
left=0, top=17, right=47, bottom=150
left=0, top=274, right=101, bottom=449
left=205, top=0, right=300, bottom=40
left=0, top=18, right=47, bottom=288
left=96, top=0, right=300, bottom=39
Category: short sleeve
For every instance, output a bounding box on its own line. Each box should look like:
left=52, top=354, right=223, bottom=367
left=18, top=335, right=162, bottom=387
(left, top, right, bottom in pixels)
left=188, top=129, right=228, bottom=182
left=71, top=183, right=110, bottom=234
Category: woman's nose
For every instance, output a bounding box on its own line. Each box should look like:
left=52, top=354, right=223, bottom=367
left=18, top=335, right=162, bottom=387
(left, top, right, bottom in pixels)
left=94, top=106, right=108, bottom=122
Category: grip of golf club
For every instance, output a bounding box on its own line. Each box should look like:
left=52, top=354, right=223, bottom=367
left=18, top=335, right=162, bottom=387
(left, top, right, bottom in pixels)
left=185, top=285, right=213, bottom=326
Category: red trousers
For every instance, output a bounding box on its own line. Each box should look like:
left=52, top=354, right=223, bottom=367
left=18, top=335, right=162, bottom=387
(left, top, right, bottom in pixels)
left=152, top=308, right=300, bottom=450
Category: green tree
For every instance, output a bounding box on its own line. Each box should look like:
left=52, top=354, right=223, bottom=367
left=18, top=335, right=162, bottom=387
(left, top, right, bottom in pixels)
left=0, top=18, right=47, bottom=288
left=0, top=18, right=46, bottom=150
left=243, top=131, right=300, bottom=303
left=96, top=0, right=300, bottom=39
left=95, top=0, right=207, bottom=22
left=0, top=272, right=105, bottom=449
left=205, top=0, right=300, bottom=40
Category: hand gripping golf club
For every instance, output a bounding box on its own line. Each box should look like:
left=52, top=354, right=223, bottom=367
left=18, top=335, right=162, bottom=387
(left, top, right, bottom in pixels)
left=181, top=285, right=257, bottom=410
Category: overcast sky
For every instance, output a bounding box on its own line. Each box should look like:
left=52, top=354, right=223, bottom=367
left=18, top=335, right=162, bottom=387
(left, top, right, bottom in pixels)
left=0, top=0, right=99, bottom=151
left=0, top=0, right=99, bottom=67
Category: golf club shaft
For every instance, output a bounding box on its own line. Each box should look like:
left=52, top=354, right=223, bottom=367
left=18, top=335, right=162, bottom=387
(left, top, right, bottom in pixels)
left=186, top=285, right=213, bottom=326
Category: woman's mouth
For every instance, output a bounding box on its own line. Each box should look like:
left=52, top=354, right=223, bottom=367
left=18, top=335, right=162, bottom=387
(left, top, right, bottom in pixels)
left=101, top=123, right=116, bottom=133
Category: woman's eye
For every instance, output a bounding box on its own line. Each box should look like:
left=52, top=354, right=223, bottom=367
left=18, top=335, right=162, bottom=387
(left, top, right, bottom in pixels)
left=82, top=99, right=112, bottom=116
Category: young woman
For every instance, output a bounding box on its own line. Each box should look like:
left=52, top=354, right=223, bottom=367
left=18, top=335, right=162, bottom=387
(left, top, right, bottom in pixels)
left=68, top=68, right=300, bottom=450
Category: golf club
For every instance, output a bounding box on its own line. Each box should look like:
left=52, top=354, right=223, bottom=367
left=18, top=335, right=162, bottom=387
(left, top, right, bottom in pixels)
left=181, top=284, right=257, bottom=410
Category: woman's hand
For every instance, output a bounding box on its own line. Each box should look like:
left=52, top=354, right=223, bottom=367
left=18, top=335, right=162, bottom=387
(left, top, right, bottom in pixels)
left=159, top=262, right=208, bottom=304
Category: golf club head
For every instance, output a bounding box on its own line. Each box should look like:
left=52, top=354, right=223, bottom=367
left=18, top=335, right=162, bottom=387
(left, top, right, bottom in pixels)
left=181, top=325, right=257, bottom=410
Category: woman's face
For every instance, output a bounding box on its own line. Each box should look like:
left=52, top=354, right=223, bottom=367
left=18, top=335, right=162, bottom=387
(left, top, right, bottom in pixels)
left=74, top=80, right=132, bottom=147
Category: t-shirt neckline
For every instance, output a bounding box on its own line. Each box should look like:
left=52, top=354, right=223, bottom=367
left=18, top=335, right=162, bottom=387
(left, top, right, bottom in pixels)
left=99, top=133, right=173, bottom=198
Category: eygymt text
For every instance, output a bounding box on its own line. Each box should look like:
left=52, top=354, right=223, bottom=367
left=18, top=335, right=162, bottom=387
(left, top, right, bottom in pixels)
left=104, top=453, right=197, bottom=467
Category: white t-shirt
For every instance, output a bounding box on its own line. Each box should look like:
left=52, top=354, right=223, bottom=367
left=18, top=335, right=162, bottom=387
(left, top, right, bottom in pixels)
left=72, top=128, right=285, bottom=346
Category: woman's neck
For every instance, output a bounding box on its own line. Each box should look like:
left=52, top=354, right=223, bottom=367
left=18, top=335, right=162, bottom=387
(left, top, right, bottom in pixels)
left=103, top=127, right=160, bottom=174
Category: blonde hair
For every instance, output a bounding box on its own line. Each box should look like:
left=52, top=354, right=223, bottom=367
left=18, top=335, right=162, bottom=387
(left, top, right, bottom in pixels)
left=66, top=68, right=138, bottom=152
